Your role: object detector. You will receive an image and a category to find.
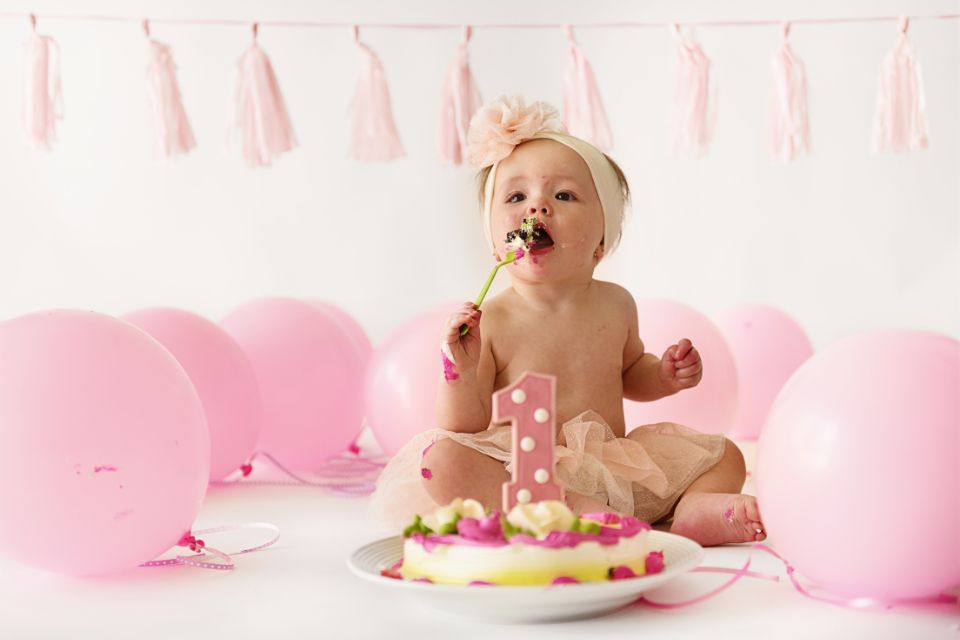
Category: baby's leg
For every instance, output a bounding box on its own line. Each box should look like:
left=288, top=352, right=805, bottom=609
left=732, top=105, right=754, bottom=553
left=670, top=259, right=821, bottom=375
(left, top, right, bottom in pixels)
left=420, top=438, right=510, bottom=511
left=665, top=438, right=767, bottom=546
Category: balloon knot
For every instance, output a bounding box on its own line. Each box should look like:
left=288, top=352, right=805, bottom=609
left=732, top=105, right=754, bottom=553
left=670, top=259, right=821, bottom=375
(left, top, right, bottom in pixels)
left=178, top=532, right=205, bottom=553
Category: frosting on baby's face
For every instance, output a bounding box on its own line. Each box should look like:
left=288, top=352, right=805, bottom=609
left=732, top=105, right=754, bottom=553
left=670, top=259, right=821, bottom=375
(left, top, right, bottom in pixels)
left=490, top=139, right=604, bottom=282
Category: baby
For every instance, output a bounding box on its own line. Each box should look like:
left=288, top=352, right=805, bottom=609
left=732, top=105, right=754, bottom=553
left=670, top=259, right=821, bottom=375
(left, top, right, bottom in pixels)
left=372, top=96, right=764, bottom=547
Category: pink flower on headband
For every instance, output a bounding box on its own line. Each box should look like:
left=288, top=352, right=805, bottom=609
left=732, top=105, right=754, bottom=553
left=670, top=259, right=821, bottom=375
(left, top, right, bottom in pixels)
left=466, top=95, right=566, bottom=168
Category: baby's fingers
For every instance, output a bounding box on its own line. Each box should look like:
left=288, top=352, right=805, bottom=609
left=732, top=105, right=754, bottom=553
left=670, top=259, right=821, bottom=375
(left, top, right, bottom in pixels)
left=444, top=309, right=480, bottom=341
left=675, top=347, right=700, bottom=369
left=675, top=361, right=702, bottom=379
left=674, top=339, right=693, bottom=361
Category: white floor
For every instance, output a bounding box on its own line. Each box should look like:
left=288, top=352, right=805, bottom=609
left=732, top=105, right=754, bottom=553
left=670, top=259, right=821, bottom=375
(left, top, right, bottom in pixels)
left=0, top=441, right=957, bottom=639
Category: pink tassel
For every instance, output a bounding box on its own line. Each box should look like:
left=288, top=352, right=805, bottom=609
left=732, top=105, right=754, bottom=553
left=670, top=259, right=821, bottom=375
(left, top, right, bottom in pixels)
left=671, top=24, right=715, bottom=156
left=562, top=25, right=613, bottom=151
left=350, top=26, right=405, bottom=162
left=770, top=22, right=810, bottom=162
left=23, top=14, right=62, bottom=150
left=437, top=26, right=482, bottom=166
left=873, top=16, right=929, bottom=153
left=229, top=23, right=297, bottom=167
left=144, top=21, right=196, bottom=159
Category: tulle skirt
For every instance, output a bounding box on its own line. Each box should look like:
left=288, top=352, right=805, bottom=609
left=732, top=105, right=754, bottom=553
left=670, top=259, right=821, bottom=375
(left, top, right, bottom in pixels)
left=369, top=410, right=726, bottom=528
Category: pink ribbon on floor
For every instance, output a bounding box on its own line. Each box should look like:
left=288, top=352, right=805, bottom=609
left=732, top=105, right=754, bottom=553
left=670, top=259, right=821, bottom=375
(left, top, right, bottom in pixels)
left=211, top=450, right=386, bottom=495
left=754, top=544, right=959, bottom=610
left=140, top=522, right=281, bottom=571
left=637, top=549, right=779, bottom=609
left=637, top=543, right=959, bottom=610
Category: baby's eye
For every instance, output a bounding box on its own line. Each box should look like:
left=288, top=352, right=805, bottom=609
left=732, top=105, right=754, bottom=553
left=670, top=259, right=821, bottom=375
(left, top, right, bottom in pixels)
left=556, top=191, right=575, bottom=201
left=507, top=192, right=526, bottom=203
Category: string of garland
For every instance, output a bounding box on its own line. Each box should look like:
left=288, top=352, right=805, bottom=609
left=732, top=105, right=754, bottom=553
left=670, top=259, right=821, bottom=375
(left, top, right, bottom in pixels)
left=5, top=11, right=957, bottom=165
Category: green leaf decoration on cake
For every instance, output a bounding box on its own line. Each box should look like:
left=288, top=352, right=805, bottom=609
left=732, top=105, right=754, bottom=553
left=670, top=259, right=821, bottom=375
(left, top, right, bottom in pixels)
left=403, top=514, right=434, bottom=538
left=571, top=518, right=602, bottom=535
left=436, top=513, right=462, bottom=535
left=500, top=515, right=520, bottom=540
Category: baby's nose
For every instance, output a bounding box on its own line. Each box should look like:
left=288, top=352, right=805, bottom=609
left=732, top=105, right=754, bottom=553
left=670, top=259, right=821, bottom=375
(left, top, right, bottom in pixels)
left=528, top=206, right=551, bottom=216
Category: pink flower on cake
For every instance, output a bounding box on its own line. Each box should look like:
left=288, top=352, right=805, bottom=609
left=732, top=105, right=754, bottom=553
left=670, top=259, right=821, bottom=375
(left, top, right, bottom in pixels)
left=645, top=550, right=665, bottom=575
left=457, top=511, right=505, bottom=543
left=466, top=95, right=567, bottom=168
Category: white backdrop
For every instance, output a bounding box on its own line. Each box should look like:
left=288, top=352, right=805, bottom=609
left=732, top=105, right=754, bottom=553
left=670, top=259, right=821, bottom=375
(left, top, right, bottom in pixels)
left=0, top=0, right=957, bottom=348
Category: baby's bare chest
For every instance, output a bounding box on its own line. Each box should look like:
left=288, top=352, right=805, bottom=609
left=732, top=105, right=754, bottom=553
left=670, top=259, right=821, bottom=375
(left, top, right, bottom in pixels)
left=492, top=312, right=627, bottom=426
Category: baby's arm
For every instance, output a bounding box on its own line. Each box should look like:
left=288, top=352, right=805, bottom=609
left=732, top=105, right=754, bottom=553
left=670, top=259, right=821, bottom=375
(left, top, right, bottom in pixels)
left=435, top=302, right=496, bottom=433
left=621, top=293, right=675, bottom=401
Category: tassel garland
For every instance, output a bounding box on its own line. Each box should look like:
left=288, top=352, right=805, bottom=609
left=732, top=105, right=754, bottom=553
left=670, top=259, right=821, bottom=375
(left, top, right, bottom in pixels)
left=437, top=26, right=482, bottom=166
left=350, top=26, right=405, bottom=162
left=23, top=14, right=63, bottom=150
left=229, top=23, right=297, bottom=167
left=671, top=24, right=715, bottom=156
left=562, top=25, right=613, bottom=151
left=872, top=16, right=929, bottom=153
left=770, top=22, right=810, bottom=162
left=145, top=20, right=196, bottom=159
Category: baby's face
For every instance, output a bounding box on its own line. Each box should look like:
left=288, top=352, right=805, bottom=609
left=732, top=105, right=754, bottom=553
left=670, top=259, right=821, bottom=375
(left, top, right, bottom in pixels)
left=490, top=139, right=604, bottom=282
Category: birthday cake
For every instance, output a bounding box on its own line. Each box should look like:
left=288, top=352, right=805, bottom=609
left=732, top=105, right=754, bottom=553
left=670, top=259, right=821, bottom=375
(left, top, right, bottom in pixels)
left=384, top=372, right=664, bottom=586
left=393, top=498, right=662, bottom=585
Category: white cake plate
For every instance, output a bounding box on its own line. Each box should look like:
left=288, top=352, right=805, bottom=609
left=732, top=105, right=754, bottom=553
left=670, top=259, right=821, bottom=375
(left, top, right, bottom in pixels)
left=348, top=530, right=704, bottom=623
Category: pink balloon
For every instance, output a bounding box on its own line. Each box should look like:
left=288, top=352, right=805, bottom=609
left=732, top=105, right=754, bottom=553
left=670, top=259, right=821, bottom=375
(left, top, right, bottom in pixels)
left=308, top=301, right=372, bottom=369
left=623, top=299, right=738, bottom=435
left=364, top=302, right=458, bottom=456
left=220, top=298, right=364, bottom=469
left=123, top=308, right=261, bottom=481
left=0, top=310, right=209, bottom=575
left=716, top=304, right=814, bottom=440
left=757, top=330, right=960, bottom=599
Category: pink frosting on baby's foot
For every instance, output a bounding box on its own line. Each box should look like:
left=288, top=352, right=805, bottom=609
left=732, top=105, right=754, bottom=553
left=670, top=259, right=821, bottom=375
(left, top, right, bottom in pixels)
left=670, top=493, right=766, bottom=547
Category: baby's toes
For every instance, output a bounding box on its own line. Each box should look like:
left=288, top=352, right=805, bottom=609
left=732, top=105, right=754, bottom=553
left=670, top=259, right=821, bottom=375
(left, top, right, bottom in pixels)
left=740, top=495, right=766, bottom=540
left=746, top=520, right=766, bottom=541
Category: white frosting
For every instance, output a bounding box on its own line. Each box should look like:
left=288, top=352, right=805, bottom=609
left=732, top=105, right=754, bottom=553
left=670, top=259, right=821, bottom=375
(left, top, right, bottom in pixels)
left=520, top=436, right=536, bottom=452
left=534, top=408, right=549, bottom=423
left=511, top=389, right=527, bottom=404
left=422, top=498, right=485, bottom=532
left=507, top=500, right=574, bottom=538
left=534, top=468, right=549, bottom=484
left=516, top=489, right=532, bottom=504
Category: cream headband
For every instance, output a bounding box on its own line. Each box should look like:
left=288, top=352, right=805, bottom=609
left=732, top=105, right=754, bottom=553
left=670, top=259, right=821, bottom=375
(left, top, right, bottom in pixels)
left=467, top=96, right=625, bottom=257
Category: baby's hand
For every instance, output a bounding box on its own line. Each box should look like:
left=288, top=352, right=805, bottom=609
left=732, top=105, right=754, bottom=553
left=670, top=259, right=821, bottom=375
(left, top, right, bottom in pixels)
left=659, top=338, right=702, bottom=393
left=441, top=301, right=482, bottom=380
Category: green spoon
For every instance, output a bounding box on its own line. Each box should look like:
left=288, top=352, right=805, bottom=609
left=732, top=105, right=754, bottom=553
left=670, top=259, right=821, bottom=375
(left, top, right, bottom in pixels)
left=460, top=249, right=522, bottom=336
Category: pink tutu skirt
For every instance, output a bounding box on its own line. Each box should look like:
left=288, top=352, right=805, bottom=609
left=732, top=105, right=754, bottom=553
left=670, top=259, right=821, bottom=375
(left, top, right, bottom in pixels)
left=369, top=410, right=726, bottom=528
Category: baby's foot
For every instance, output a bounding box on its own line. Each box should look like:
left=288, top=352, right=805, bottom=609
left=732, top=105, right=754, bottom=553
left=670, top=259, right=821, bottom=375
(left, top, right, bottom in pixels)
left=669, top=492, right=766, bottom=547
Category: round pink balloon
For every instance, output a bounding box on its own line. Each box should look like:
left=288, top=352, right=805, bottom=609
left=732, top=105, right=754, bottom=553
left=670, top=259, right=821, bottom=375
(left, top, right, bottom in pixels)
left=309, top=301, right=372, bottom=369
left=0, top=310, right=209, bottom=575
left=757, top=330, right=960, bottom=600
left=123, top=308, right=261, bottom=481
left=364, top=302, right=458, bottom=456
left=220, top=298, right=364, bottom=470
left=623, top=299, right=738, bottom=435
left=716, top=304, right=814, bottom=440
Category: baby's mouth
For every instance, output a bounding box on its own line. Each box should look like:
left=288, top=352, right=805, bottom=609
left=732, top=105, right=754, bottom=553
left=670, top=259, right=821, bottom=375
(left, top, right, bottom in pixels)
left=505, top=217, right=555, bottom=254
